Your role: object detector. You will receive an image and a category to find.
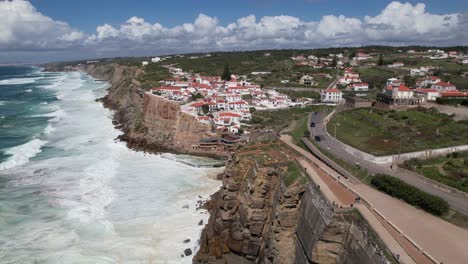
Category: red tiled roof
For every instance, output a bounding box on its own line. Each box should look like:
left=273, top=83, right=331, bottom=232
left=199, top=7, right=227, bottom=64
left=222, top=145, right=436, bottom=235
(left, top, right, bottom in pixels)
left=219, top=112, right=242, bottom=118
left=386, top=84, right=412, bottom=91
left=434, top=81, right=455, bottom=87
left=323, top=88, right=341, bottom=93
left=440, top=91, right=468, bottom=97
left=415, top=88, right=438, bottom=93
left=190, top=102, right=205, bottom=107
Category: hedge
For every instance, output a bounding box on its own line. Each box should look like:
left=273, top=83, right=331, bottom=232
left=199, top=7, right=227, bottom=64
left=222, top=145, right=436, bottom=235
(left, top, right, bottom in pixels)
left=436, top=97, right=468, bottom=106
left=371, top=174, right=449, bottom=216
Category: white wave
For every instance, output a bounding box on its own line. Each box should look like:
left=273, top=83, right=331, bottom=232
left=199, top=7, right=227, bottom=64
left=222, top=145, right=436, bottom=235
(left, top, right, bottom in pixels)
left=0, top=139, right=47, bottom=170
left=0, top=72, right=222, bottom=263
left=0, top=77, right=43, bottom=85
left=25, top=89, right=32, bottom=93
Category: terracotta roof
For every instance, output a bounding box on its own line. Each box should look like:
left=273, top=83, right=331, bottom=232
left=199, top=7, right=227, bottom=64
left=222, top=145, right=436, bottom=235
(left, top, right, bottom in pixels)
left=440, top=91, right=468, bottom=97
left=434, top=81, right=455, bottom=87
left=219, top=112, right=242, bottom=118
left=323, top=88, right=341, bottom=93
left=386, top=84, right=412, bottom=91
left=415, top=88, right=438, bottom=93
left=190, top=102, right=206, bottom=107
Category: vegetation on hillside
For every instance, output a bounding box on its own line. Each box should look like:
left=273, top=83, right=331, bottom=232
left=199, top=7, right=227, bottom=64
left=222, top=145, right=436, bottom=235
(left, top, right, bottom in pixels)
left=371, top=174, right=449, bottom=216
left=403, top=151, right=468, bottom=193
left=328, top=107, right=468, bottom=156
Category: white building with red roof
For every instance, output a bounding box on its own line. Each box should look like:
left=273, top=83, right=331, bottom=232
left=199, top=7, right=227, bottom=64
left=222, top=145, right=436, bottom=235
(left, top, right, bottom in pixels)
left=432, top=82, right=456, bottom=92
left=348, top=82, right=369, bottom=92
left=440, top=90, right=468, bottom=98
left=353, top=52, right=372, bottom=61
left=321, top=89, right=343, bottom=103
left=414, top=88, right=440, bottom=101
left=384, top=84, right=413, bottom=99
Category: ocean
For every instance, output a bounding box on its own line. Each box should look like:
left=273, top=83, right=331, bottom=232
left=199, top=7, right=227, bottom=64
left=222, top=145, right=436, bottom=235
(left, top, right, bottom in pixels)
left=0, top=66, right=221, bottom=264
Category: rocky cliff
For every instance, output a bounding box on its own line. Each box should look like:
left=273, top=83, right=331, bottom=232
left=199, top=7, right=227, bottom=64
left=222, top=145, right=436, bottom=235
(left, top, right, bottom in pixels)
left=80, top=63, right=214, bottom=154
left=143, top=94, right=214, bottom=152
left=195, top=138, right=395, bottom=264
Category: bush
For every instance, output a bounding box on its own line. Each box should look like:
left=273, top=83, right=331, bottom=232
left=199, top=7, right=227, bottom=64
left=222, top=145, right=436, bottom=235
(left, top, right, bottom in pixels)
left=371, top=174, right=449, bottom=216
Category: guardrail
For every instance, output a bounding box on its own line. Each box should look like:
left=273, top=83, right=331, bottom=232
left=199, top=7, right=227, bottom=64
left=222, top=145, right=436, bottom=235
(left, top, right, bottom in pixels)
left=301, top=137, right=357, bottom=182
left=308, top=155, right=441, bottom=264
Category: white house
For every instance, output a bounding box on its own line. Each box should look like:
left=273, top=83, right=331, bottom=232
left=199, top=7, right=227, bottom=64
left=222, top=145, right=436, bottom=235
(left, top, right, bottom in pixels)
left=384, top=84, right=413, bottom=99
left=410, top=68, right=424, bottom=76
left=151, top=57, right=161, bottom=63
left=388, top=62, right=404, bottom=68
left=414, top=89, right=439, bottom=101
left=348, top=82, right=369, bottom=92
left=419, top=76, right=441, bottom=87
left=321, top=89, right=343, bottom=103
left=142, top=61, right=149, bottom=66
left=353, top=52, right=372, bottom=61
left=432, top=82, right=457, bottom=92
left=299, top=75, right=315, bottom=85
left=218, top=112, right=242, bottom=124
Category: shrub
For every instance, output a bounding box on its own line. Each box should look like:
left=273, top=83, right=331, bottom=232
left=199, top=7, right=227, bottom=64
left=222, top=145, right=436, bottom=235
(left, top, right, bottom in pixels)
left=371, top=174, right=449, bottom=216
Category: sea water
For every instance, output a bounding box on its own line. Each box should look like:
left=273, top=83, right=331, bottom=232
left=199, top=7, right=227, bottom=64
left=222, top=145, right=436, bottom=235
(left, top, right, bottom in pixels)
left=0, top=66, right=221, bottom=264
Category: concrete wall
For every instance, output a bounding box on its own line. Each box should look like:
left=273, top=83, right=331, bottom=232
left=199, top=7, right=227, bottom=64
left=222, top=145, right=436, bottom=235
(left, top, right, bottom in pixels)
left=294, top=183, right=393, bottom=264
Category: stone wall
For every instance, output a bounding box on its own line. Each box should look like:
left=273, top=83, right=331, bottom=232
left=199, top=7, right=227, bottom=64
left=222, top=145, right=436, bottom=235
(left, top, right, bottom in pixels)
left=294, top=184, right=392, bottom=264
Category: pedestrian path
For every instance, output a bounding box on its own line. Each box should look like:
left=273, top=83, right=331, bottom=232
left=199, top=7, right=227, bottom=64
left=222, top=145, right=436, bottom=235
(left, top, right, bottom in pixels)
left=281, top=135, right=468, bottom=264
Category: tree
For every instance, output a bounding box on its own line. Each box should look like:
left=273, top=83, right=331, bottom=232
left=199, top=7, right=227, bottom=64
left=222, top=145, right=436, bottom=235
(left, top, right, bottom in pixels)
left=222, top=63, right=231, bottom=81
left=191, top=93, right=204, bottom=101
left=403, top=75, right=416, bottom=88
left=331, top=56, right=337, bottom=67
left=378, top=54, right=384, bottom=66
left=202, top=104, right=210, bottom=115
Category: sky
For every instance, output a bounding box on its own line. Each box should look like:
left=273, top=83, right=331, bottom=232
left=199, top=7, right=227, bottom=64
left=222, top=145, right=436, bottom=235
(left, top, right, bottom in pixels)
left=1, top=0, right=467, bottom=63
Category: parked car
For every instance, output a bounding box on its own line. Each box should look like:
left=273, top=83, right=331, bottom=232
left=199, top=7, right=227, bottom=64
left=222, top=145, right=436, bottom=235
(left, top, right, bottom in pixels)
left=310, top=122, right=315, bottom=127
left=314, top=136, right=321, bottom=142
left=314, top=112, right=318, bottom=115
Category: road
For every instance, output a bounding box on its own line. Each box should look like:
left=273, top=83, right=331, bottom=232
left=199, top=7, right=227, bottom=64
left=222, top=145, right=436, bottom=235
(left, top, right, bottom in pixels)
left=282, top=135, right=468, bottom=264
left=309, top=111, right=468, bottom=215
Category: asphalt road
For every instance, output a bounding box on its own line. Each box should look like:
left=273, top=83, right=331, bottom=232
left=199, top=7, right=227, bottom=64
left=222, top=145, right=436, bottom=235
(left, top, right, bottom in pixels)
left=309, top=111, right=468, bottom=215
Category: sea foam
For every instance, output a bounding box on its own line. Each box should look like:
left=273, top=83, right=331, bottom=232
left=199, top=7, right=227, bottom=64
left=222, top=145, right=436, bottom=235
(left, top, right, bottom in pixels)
left=0, top=138, right=47, bottom=170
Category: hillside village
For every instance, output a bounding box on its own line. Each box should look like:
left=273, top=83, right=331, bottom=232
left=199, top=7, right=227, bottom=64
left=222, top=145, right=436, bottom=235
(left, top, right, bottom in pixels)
left=148, top=66, right=310, bottom=134
left=139, top=47, right=468, bottom=135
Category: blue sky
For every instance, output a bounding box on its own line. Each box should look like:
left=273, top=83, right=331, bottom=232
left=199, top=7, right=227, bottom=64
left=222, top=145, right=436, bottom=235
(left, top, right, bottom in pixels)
left=32, top=0, right=466, bottom=33
left=1, top=0, right=467, bottom=63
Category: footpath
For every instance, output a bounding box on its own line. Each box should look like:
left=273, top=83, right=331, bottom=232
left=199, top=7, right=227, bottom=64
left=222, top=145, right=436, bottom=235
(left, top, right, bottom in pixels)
left=281, top=135, right=468, bottom=264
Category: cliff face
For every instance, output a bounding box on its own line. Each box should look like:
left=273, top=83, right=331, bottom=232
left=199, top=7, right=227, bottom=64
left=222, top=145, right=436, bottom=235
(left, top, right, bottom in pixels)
left=81, top=63, right=213, bottom=154
left=143, top=94, right=213, bottom=151
left=195, top=139, right=394, bottom=264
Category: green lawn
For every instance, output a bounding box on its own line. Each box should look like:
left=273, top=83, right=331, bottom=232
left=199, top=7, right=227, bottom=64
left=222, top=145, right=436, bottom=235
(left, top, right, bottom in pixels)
left=327, top=107, right=468, bottom=156
left=284, top=161, right=306, bottom=186
left=403, top=151, right=468, bottom=193
left=250, top=105, right=333, bottom=131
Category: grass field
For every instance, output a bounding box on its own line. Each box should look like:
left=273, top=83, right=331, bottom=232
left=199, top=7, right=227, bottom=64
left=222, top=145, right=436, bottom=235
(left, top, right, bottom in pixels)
left=250, top=105, right=332, bottom=131
left=327, top=107, right=468, bottom=156
left=403, top=151, right=468, bottom=193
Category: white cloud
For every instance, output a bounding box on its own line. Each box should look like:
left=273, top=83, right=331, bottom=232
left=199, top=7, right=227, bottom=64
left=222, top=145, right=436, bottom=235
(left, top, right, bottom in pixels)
left=0, top=0, right=466, bottom=62
left=0, top=0, right=85, bottom=51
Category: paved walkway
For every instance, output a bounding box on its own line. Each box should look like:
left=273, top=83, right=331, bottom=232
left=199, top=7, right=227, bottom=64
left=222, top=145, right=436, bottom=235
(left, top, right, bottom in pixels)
left=310, top=111, right=468, bottom=215
left=298, top=157, right=415, bottom=264
left=282, top=135, right=468, bottom=264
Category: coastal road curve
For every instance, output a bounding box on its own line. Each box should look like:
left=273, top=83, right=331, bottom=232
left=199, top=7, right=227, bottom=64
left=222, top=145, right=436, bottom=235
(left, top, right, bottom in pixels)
left=309, top=112, right=468, bottom=215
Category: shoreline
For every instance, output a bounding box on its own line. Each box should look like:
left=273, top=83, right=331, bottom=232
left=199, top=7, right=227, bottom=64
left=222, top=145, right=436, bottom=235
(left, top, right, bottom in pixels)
left=81, top=67, right=227, bottom=260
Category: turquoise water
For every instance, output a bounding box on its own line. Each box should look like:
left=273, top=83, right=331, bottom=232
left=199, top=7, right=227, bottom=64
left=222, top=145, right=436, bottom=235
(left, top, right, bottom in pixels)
left=0, top=67, right=221, bottom=264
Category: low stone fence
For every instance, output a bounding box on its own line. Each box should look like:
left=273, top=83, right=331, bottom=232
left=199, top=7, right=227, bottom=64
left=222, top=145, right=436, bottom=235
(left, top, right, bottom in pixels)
left=398, top=167, right=468, bottom=199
